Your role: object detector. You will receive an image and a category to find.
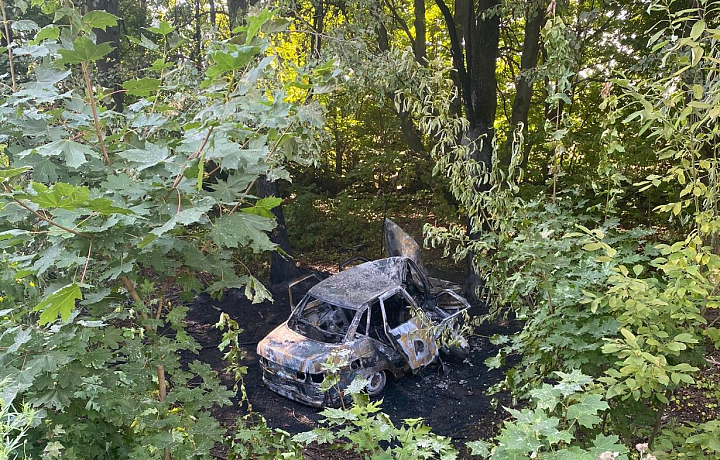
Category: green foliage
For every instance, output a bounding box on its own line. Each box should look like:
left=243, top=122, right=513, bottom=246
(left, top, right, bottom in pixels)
left=426, top=195, right=653, bottom=399
left=1, top=0, right=719, bottom=458
left=56, top=35, right=113, bottom=65
left=468, top=371, right=628, bottom=460
left=0, top=382, right=35, bottom=460
left=654, top=420, right=720, bottom=459
left=0, top=3, right=327, bottom=458
left=32, top=283, right=81, bottom=325
left=228, top=372, right=459, bottom=460
left=585, top=232, right=717, bottom=406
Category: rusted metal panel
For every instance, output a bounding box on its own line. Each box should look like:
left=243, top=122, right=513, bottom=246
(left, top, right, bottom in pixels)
left=389, top=316, right=438, bottom=370
left=384, top=218, right=424, bottom=270
left=257, top=323, right=374, bottom=374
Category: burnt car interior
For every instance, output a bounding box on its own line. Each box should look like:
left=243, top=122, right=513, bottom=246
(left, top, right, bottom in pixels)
left=287, top=259, right=463, bottom=347
left=288, top=297, right=358, bottom=344
left=383, top=292, right=413, bottom=329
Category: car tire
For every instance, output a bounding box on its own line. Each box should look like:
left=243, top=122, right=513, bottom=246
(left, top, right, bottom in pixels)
left=366, top=370, right=387, bottom=396
left=448, top=345, right=469, bottom=360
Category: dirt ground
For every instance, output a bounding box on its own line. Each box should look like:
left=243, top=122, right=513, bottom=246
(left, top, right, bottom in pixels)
left=184, top=275, right=515, bottom=450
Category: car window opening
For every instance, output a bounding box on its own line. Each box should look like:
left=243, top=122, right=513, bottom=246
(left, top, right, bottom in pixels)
left=355, top=309, right=368, bottom=336
left=383, top=293, right=412, bottom=329
left=289, top=296, right=357, bottom=344
left=368, top=301, right=386, bottom=342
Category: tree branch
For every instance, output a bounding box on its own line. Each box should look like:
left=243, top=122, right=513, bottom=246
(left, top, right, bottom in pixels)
left=13, top=198, right=93, bottom=239
left=434, top=0, right=474, bottom=121
left=383, top=0, right=416, bottom=51
left=0, top=0, right=16, bottom=92
left=81, top=62, right=111, bottom=165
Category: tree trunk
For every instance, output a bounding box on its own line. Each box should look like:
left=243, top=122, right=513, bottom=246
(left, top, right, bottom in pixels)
left=86, top=0, right=123, bottom=111
left=436, top=0, right=500, bottom=304
left=228, top=0, right=246, bottom=28
left=504, top=3, right=545, bottom=168
left=257, top=177, right=298, bottom=285
left=413, top=0, right=426, bottom=63
left=310, top=0, right=326, bottom=58
left=209, top=0, right=216, bottom=28
left=194, top=0, right=202, bottom=68
left=377, top=21, right=428, bottom=155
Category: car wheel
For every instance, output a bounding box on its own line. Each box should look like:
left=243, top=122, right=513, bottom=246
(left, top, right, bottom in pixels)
left=366, top=370, right=387, bottom=396
left=448, top=345, right=469, bottom=360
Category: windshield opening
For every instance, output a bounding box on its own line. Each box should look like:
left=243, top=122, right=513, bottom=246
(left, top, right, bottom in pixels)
left=288, top=296, right=358, bottom=344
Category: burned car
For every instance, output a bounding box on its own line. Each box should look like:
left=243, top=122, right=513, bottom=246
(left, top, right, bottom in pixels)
left=257, top=220, right=471, bottom=407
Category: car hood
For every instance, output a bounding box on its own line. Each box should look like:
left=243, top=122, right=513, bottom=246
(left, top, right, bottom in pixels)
left=257, top=323, right=354, bottom=374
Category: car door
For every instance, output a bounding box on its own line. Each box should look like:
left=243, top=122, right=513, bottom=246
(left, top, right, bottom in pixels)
left=378, top=287, right=438, bottom=370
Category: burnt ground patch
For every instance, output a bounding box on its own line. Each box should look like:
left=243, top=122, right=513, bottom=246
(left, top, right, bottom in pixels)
left=184, top=275, right=516, bottom=449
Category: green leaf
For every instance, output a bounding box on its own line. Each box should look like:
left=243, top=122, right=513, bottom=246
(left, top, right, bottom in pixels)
left=210, top=213, right=276, bottom=251
left=137, top=234, right=157, bottom=249
left=674, top=333, right=699, bottom=344
left=27, top=182, right=90, bottom=210
left=32, top=25, right=60, bottom=43
left=151, top=203, right=212, bottom=237
left=620, top=328, right=637, bottom=343
left=583, top=242, right=602, bottom=251
left=529, top=384, right=562, bottom=411
left=196, top=154, right=205, bottom=191
left=666, top=341, right=686, bottom=352
left=345, top=375, right=369, bottom=395
left=86, top=198, right=133, bottom=215
left=554, top=370, right=593, bottom=396
left=127, top=34, right=159, bottom=50
left=33, top=283, right=82, bottom=325
left=209, top=173, right=255, bottom=201
left=147, top=20, right=175, bottom=36
left=245, top=10, right=273, bottom=44
left=57, top=36, right=113, bottom=65
left=566, top=394, right=609, bottom=428
left=83, top=10, right=119, bottom=31
left=206, top=45, right=263, bottom=77
left=590, top=434, right=628, bottom=459
left=117, top=143, right=171, bottom=170
left=36, top=140, right=97, bottom=168
left=0, top=166, right=30, bottom=181
left=243, top=274, right=272, bottom=304
left=467, top=440, right=491, bottom=457
left=240, top=196, right=282, bottom=218
left=122, top=77, right=161, bottom=97
left=544, top=448, right=595, bottom=460
left=690, top=19, right=706, bottom=40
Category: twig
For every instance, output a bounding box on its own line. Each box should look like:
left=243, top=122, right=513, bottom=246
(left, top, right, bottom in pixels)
left=155, top=279, right=171, bottom=320
left=166, top=126, right=214, bottom=197
left=79, top=239, right=93, bottom=283
left=0, top=0, right=16, bottom=92
left=120, top=273, right=170, bottom=460
left=81, top=61, right=111, bottom=165
left=13, top=198, right=93, bottom=239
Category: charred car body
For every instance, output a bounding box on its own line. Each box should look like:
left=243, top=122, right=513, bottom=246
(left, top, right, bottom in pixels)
left=256, top=220, right=471, bottom=407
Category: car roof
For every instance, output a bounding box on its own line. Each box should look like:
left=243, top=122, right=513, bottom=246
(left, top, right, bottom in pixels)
left=307, top=257, right=407, bottom=309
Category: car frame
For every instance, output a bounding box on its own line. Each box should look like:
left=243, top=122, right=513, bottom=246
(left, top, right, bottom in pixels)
left=257, top=221, right=470, bottom=407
